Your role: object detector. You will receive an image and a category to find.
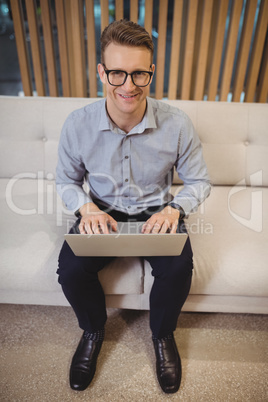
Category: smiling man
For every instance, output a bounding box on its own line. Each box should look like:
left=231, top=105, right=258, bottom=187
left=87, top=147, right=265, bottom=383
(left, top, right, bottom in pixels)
left=98, top=42, right=154, bottom=133
left=56, top=19, right=211, bottom=394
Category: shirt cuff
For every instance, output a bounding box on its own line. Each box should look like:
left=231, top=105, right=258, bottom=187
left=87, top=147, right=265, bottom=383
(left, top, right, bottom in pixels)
left=168, top=202, right=185, bottom=220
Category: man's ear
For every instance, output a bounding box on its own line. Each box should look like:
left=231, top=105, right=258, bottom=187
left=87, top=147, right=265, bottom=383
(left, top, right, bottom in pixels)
left=150, top=64, right=155, bottom=83
left=98, top=63, right=106, bottom=84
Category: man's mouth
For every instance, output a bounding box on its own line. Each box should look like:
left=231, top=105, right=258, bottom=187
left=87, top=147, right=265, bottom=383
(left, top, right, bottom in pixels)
left=118, top=94, right=138, bottom=99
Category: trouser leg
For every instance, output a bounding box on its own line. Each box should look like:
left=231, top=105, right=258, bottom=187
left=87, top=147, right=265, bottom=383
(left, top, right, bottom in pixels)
left=57, top=220, right=115, bottom=332
left=145, top=234, right=193, bottom=339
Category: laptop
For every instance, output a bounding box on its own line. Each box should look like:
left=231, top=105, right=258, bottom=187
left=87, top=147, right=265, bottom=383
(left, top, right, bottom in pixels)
left=64, top=221, right=188, bottom=257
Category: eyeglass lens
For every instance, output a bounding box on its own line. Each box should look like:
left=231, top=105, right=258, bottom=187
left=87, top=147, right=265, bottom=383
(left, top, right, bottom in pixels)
left=108, top=71, right=151, bottom=86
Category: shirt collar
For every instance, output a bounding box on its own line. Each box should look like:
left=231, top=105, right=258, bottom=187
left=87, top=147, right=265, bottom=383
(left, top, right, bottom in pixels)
left=98, top=99, right=112, bottom=131
left=137, top=97, right=157, bottom=132
left=98, top=97, right=157, bottom=134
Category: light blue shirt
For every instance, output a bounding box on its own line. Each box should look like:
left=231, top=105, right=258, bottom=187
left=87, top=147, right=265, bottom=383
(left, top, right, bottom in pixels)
left=56, top=97, right=211, bottom=216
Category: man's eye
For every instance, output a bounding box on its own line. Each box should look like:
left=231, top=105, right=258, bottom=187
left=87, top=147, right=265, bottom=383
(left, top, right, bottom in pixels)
left=111, top=71, right=124, bottom=76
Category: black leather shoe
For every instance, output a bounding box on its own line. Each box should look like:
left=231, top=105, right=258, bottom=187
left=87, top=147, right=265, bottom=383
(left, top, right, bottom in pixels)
left=70, top=333, right=103, bottom=391
left=153, top=334, right=182, bottom=394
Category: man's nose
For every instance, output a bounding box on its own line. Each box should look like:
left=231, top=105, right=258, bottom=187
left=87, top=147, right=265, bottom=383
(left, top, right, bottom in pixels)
left=122, top=74, right=136, bottom=91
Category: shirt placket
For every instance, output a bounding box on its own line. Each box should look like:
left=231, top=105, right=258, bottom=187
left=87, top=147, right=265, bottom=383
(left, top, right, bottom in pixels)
left=122, top=135, right=133, bottom=212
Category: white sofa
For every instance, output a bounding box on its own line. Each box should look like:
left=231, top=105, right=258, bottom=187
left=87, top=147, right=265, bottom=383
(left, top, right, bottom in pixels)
left=0, top=96, right=267, bottom=314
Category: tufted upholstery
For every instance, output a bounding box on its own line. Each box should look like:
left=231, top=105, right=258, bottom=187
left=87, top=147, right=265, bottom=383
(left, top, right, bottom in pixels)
left=0, top=96, right=267, bottom=313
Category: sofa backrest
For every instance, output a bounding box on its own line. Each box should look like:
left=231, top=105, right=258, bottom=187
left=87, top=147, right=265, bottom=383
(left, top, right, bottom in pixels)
left=0, top=96, right=267, bottom=187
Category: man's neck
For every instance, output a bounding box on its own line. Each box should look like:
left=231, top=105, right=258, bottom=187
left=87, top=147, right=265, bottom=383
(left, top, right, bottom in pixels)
left=106, top=100, right=147, bottom=134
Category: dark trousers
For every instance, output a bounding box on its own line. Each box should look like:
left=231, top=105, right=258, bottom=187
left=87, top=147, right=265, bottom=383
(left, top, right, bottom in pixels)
left=57, top=206, right=193, bottom=338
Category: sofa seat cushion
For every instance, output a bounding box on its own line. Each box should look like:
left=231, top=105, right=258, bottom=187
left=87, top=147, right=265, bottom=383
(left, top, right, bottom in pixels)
left=0, top=179, right=144, bottom=299
left=144, top=186, right=268, bottom=297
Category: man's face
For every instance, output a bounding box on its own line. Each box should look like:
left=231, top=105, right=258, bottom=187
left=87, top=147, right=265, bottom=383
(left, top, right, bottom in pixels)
left=98, top=43, right=154, bottom=120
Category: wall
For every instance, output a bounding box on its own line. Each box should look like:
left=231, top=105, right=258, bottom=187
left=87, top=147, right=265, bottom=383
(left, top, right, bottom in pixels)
left=10, top=0, right=268, bottom=102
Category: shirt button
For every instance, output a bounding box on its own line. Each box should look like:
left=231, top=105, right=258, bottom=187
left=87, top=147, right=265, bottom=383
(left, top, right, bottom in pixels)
left=125, top=179, right=129, bottom=182
left=125, top=155, right=129, bottom=159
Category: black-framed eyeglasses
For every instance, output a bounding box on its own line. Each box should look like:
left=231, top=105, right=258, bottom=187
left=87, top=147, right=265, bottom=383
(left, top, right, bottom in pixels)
left=102, top=64, right=153, bottom=87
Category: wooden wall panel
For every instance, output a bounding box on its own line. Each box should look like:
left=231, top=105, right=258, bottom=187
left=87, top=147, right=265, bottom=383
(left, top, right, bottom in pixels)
left=8, top=0, right=268, bottom=102
left=257, top=37, right=268, bottom=102
left=101, top=0, right=109, bottom=32
left=144, top=0, right=153, bottom=35
left=55, top=0, right=71, bottom=97
left=130, top=0, right=139, bottom=23
left=86, top=0, right=97, bottom=97
left=220, top=0, right=243, bottom=101
left=181, top=0, right=198, bottom=100
left=155, top=0, right=168, bottom=99
left=245, top=0, right=268, bottom=102
left=193, top=0, right=213, bottom=100
left=10, top=0, right=33, bottom=96
left=70, top=0, right=87, bottom=97
left=25, top=0, right=45, bottom=96
left=40, top=0, right=58, bottom=96
left=100, top=0, right=109, bottom=97
left=64, top=0, right=76, bottom=97
left=168, top=0, right=183, bottom=100
left=115, top=0, right=124, bottom=20
left=207, top=0, right=229, bottom=101
left=232, top=0, right=258, bottom=102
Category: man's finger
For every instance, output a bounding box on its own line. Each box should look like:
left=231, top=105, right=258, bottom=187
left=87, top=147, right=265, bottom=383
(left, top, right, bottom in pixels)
left=159, top=220, right=170, bottom=233
left=151, top=222, right=162, bottom=234
left=97, top=217, right=117, bottom=234
left=170, top=221, right=178, bottom=234
left=108, top=217, right=118, bottom=232
left=91, top=222, right=102, bottom=234
left=80, top=220, right=93, bottom=234
left=142, top=221, right=154, bottom=233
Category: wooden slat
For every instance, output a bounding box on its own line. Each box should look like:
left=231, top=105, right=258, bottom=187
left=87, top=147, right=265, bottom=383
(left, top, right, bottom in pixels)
left=25, top=0, right=45, bottom=96
left=70, top=0, right=87, bottom=97
left=64, top=0, right=75, bottom=97
left=10, top=0, right=33, bottom=96
left=55, top=0, right=71, bottom=97
left=220, top=0, right=243, bottom=101
left=168, top=0, right=183, bottom=100
left=193, top=0, right=214, bottom=100
left=130, top=0, right=138, bottom=23
left=257, top=37, right=268, bottom=102
left=181, top=0, right=198, bottom=100
left=100, top=0, right=109, bottom=97
left=245, top=0, right=268, bottom=102
left=101, top=0, right=109, bottom=32
left=232, top=0, right=258, bottom=102
left=40, top=0, right=58, bottom=97
left=207, top=0, right=229, bottom=101
left=155, top=0, right=168, bottom=99
left=144, top=0, right=153, bottom=35
left=144, top=0, right=153, bottom=96
left=86, top=0, right=97, bottom=97
left=115, top=0, right=124, bottom=20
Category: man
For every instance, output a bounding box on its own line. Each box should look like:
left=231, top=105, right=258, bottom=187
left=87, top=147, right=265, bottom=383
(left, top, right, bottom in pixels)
left=56, top=19, right=211, bottom=394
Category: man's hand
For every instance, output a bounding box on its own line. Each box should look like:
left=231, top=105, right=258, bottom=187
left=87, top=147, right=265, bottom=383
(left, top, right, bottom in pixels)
left=142, top=206, right=180, bottom=234
left=78, top=202, right=117, bottom=234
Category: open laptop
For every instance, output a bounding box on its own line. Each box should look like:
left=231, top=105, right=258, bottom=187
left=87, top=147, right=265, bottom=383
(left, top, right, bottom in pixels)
left=65, top=221, right=188, bottom=257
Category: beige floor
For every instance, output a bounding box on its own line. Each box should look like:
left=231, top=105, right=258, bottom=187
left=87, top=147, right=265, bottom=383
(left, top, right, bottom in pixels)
left=0, top=304, right=267, bottom=402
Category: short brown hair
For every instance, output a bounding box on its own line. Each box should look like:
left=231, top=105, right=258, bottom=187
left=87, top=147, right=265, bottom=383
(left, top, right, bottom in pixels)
left=100, top=19, right=154, bottom=63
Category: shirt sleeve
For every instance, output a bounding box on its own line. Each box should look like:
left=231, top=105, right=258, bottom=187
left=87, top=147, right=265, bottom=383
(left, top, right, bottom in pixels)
left=56, top=113, right=93, bottom=212
left=171, top=112, right=211, bottom=216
